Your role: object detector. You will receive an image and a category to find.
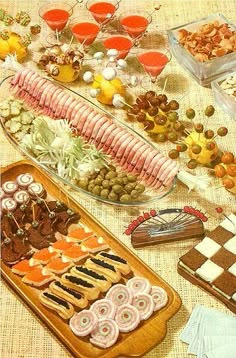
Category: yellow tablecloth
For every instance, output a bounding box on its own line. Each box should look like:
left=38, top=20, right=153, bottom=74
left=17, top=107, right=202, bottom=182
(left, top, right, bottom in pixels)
left=0, top=0, right=236, bottom=357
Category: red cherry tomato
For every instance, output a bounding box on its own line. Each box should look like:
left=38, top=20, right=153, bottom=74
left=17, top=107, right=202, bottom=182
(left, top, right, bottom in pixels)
left=150, top=209, right=157, bottom=217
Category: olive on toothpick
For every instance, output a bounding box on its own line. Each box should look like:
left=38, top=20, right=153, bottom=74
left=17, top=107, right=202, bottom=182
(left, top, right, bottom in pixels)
left=187, top=159, right=198, bottom=169
left=194, top=123, right=204, bottom=133
left=217, top=127, right=228, bottom=137
left=192, top=144, right=202, bottom=154
left=168, top=149, right=180, bottom=159
left=167, top=131, right=178, bottom=142
left=186, top=108, right=195, bottom=120
left=205, top=105, right=215, bottom=117
left=176, top=143, right=188, bottom=152
left=169, top=100, right=179, bottom=110
left=204, top=129, right=214, bottom=139
left=156, top=133, right=167, bottom=142
left=206, top=141, right=216, bottom=151
left=221, top=152, right=234, bottom=164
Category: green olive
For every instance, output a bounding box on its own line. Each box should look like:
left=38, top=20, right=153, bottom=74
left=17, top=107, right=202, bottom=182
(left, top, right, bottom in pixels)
left=95, top=177, right=103, bottom=185
left=102, top=179, right=111, bottom=189
left=127, top=174, right=137, bottom=182
left=92, top=185, right=101, bottom=196
left=205, top=105, right=215, bottom=117
left=112, top=184, right=123, bottom=194
left=167, top=112, right=178, bottom=122
left=125, top=183, right=135, bottom=193
left=131, top=189, right=139, bottom=199
left=186, top=108, right=195, bottom=119
left=117, top=172, right=126, bottom=178
left=108, top=191, right=119, bottom=201
left=105, top=171, right=117, bottom=180
left=100, top=189, right=109, bottom=198
left=109, top=178, right=118, bottom=186
left=122, top=177, right=128, bottom=185
left=88, top=183, right=95, bottom=192
left=135, top=183, right=145, bottom=193
left=120, top=194, right=132, bottom=202
left=100, top=168, right=108, bottom=177
left=78, top=177, right=89, bottom=189
left=116, top=177, right=124, bottom=185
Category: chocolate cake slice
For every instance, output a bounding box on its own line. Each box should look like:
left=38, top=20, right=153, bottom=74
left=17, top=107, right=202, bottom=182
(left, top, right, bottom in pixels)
left=179, top=248, right=207, bottom=274
left=211, top=247, right=236, bottom=270
left=207, top=225, right=233, bottom=245
left=212, top=271, right=236, bottom=299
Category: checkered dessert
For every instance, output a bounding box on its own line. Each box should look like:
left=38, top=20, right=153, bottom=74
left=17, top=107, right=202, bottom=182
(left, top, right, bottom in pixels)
left=178, top=213, right=236, bottom=313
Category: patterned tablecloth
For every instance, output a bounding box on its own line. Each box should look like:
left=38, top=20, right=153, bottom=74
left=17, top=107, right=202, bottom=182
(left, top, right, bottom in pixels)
left=0, top=0, right=236, bottom=357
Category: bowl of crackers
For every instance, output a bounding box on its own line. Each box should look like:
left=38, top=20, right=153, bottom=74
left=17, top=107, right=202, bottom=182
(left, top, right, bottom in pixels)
left=167, top=13, right=236, bottom=86
left=212, top=71, right=236, bottom=119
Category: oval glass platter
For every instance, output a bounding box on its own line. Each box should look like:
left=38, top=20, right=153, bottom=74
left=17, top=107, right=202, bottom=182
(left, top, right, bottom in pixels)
left=1, top=160, right=181, bottom=358
left=0, top=74, right=176, bottom=207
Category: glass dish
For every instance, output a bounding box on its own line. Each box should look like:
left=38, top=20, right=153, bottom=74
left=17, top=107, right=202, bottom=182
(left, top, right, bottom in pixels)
left=0, top=75, right=176, bottom=207
left=211, top=71, right=236, bottom=119
left=167, top=13, right=236, bottom=87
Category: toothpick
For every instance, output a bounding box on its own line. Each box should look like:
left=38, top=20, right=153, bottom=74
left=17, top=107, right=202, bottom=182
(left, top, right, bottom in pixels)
left=56, top=29, right=60, bottom=45
left=32, top=203, right=35, bottom=222
left=162, top=76, right=168, bottom=94
left=79, top=38, right=87, bottom=51
left=69, top=35, right=74, bottom=47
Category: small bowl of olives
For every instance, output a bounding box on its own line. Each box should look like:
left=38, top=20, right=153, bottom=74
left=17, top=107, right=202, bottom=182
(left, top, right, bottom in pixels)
left=76, top=164, right=176, bottom=207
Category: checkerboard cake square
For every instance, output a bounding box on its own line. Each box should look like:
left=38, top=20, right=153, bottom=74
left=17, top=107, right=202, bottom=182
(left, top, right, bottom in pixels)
left=179, top=248, right=207, bottom=274
left=212, top=271, right=236, bottom=299
left=195, top=237, right=221, bottom=258
left=223, top=236, right=236, bottom=255
left=211, top=247, right=236, bottom=270
left=196, top=260, right=224, bottom=283
left=207, top=226, right=234, bottom=245
left=220, top=214, right=236, bottom=234
left=229, top=263, right=236, bottom=276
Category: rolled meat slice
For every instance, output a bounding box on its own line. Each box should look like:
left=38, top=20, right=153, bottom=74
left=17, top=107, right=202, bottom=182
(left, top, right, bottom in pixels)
left=115, top=303, right=140, bottom=332
left=126, top=277, right=151, bottom=295
left=150, top=286, right=168, bottom=311
left=69, top=309, right=98, bottom=336
left=90, top=298, right=116, bottom=319
left=106, top=284, right=133, bottom=306
left=132, top=293, right=154, bottom=320
left=90, top=318, right=119, bottom=349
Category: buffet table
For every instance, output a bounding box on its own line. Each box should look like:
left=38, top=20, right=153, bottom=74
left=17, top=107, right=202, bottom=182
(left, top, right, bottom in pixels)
left=0, top=0, right=235, bottom=357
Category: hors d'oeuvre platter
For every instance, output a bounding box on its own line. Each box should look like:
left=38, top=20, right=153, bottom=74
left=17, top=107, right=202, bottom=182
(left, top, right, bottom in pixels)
left=1, top=160, right=181, bottom=358
left=0, top=71, right=179, bottom=206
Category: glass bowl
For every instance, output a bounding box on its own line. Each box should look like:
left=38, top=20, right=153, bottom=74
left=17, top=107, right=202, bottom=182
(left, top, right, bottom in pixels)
left=167, top=13, right=236, bottom=87
left=211, top=71, right=236, bottom=119
left=0, top=75, right=176, bottom=207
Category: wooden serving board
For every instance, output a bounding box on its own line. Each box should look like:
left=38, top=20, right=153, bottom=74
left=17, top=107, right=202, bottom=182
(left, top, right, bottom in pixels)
left=1, top=160, right=181, bottom=358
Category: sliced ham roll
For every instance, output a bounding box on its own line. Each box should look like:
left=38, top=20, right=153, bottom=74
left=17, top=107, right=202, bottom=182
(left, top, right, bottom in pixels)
left=90, top=318, right=119, bottom=349
left=90, top=298, right=116, bottom=319
left=126, top=277, right=151, bottom=295
left=115, top=304, right=140, bottom=332
left=132, top=293, right=154, bottom=320
left=69, top=309, right=98, bottom=336
left=150, top=286, right=168, bottom=311
left=106, top=284, right=133, bottom=306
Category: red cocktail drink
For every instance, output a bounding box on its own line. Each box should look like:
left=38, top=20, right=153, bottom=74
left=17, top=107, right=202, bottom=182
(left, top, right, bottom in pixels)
left=119, top=11, right=152, bottom=40
left=39, top=3, right=73, bottom=32
left=87, top=1, right=118, bottom=24
left=42, top=9, right=70, bottom=31
left=138, top=51, right=170, bottom=82
left=70, top=21, right=100, bottom=45
left=103, top=35, right=133, bottom=59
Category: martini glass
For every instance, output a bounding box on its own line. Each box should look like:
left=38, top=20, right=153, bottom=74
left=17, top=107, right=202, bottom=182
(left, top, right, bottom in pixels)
left=86, top=0, right=120, bottom=30
left=137, top=49, right=172, bottom=85
left=119, top=10, right=152, bottom=46
left=102, top=30, right=133, bottom=59
left=39, top=2, right=73, bottom=45
left=69, top=17, right=100, bottom=49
